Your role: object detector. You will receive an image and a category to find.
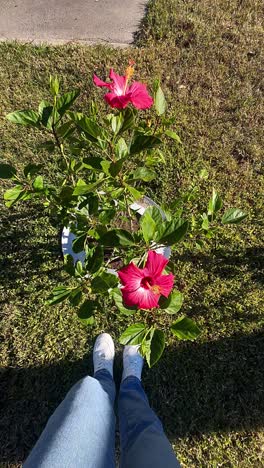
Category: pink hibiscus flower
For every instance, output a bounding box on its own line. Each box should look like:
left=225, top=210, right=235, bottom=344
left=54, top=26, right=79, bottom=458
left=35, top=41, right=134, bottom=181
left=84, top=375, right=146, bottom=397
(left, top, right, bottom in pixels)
left=118, top=250, right=174, bottom=310
left=93, top=63, right=153, bottom=110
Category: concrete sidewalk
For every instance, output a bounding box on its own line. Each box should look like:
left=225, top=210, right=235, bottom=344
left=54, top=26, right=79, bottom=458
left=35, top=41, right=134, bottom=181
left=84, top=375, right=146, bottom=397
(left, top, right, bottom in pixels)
left=0, top=0, right=147, bottom=47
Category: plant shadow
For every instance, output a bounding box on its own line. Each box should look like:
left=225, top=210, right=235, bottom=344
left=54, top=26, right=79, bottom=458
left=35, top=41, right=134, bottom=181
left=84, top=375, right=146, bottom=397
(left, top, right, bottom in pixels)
left=1, top=331, right=263, bottom=465
left=0, top=204, right=63, bottom=294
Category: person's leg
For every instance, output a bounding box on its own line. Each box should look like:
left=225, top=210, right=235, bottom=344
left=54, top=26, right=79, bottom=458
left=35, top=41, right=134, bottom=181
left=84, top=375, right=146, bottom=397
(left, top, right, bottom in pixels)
left=118, top=346, right=180, bottom=468
left=24, top=334, right=116, bottom=468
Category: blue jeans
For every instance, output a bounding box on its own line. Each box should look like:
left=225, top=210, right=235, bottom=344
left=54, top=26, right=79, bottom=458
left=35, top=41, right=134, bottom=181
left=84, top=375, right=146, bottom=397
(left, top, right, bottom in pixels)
left=24, top=370, right=180, bottom=468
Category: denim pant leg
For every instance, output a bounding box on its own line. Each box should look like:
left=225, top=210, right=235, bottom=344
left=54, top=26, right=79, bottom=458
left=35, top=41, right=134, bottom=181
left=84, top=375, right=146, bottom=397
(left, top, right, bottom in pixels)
left=24, top=369, right=116, bottom=468
left=118, top=376, right=180, bottom=468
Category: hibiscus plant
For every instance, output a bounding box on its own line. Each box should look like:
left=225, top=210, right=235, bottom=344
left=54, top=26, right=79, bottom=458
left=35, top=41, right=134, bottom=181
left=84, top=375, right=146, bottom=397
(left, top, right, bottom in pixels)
left=1, top=65, right=247, bottom=367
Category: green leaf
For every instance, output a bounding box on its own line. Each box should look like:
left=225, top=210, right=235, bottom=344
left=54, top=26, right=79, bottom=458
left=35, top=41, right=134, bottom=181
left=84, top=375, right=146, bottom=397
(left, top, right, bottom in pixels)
left=56, top=121, right=74, bottom=139
left=159, top=290, right=184, bottom=314
left=208, top=188, right=222, bottom=215
left=71, top=114, right=106, bottom=141
left=32, top=175, right=44, bottom=191
left=201, top=214, right=209, bottom=230
left=156, top=219, right=189, bottom=244
left=47, top=286, right=72, bottom=305
left=73, top=178, right=104, bottom=196
left=70, top=160, right=83, bottom=174
left=119, top=323, right=146, bottom=345
left=77, top=300, right=97, bottom=325
left=144, top=206, right=163, bottom=225
left=100, top=160, right=111, bottom=176
left=58, top=186, right=74, bottom=204
left=155, top=85, right=166, bottom=116
left=50, top=75, right=60, bottom=95
left=0, top=163, right=17, bottom=179
left=86, top=245, right=104, bottom=273
left=64, top=254, right=75, bottom=276
left=83, top=157, right=104, bottom=171
left=69, top=288, right=83, bottom=306
left=93, top=225, right=107, bottom=239
left=75, top=260, right=83, bottom=276
left=153, top=79, right=160, bottom=94
left=38, top=101, right=54, bottom=129
left=205, top=229, right=214, bottom=239
left=111, top=114, right=123, bottom=134
left=222, top=208, right=247, bottom=224
left=100, top=229, right=134, bottom=247
left=125, top=184, right=142, bottom=200
left=87, top=194, right=99, bottom=215
left=143, top=329, right=165, bottom=367
left=132, top=167, right=156, bottom=182
left=111, top=288, right=137, bottom=316
left=6, top=110, right=39, bottom=127
left=130, top=134, right=162, bottom=155
left=171, top=317, right=201, bottom=340
left=115, top=138, right=128, bottom=159
left=56, top=90, right=80, bottom=116
left=120, top=107, right=135, bottom=133
left=72, top=233, right=87, bottom=253
left=145, top=151, right=166, bottom=166
left=140, top=210, right=156, bottom=244
left=109, top=158, right=125, bottom=177
left=165, top=129, right=181, bottom=143
left=4, top=185, right=29, bottom=207
left=91, top=272, right=118, bottom=293
left=99, top=209, right=116, bottom=225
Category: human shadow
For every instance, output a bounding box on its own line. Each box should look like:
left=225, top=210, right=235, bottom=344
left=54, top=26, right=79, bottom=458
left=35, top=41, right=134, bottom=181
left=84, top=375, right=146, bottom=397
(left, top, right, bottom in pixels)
left=1, top=331, right=263, bottom=465
left=143, top=331, right=264, bottom=438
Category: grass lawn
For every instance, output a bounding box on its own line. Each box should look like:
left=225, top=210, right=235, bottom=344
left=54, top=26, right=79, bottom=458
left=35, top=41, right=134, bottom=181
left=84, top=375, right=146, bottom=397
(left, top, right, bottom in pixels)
left=0, top=0, right=264, bottom=466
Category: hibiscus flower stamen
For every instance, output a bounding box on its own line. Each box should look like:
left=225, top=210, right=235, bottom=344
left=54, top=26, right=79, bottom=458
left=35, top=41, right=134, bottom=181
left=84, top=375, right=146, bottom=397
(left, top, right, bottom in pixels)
left=124, top=63, right=134, bottom=92
left=150, top=284, right=162, bottom=295
left=140, top=275, right=164, bottom=295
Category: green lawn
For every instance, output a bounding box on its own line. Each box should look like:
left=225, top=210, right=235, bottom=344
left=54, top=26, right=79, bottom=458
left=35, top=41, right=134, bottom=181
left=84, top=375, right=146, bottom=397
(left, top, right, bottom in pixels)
left=0, top=0, right=264, bottom=466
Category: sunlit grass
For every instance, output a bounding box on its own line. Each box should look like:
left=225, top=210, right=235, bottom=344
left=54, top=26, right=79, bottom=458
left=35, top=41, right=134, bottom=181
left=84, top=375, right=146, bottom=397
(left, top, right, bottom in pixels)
left=0, top=0, right=263, bottom=465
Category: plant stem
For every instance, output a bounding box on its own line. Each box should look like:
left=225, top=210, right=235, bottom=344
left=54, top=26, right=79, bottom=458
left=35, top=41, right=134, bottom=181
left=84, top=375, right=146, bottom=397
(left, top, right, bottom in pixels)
left=152, top=116, right=161, bottom=136
left=124, top=191, right=133, bottom=232
left=52, top=125, right=67, bottom=164
left=105, top=255, right=121, bottom=267
left=52, top=125, right=75, bottom=185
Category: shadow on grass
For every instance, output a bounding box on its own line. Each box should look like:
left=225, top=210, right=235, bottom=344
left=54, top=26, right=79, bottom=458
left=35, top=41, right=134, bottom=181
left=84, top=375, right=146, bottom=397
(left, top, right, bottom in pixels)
left=144, top=331, right=264, bottom=438
left=175, top=248, right=264, bottom=285
left=1, top=331, right=263, bottom=464
left=0, top=204, right=63, bottom=295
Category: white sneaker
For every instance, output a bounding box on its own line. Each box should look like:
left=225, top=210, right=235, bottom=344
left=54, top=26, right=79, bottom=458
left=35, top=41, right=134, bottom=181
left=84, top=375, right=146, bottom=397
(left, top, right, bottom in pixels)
left=122, top=345, right=144, bottom=382
left=93, top=333, right=115, bottom=377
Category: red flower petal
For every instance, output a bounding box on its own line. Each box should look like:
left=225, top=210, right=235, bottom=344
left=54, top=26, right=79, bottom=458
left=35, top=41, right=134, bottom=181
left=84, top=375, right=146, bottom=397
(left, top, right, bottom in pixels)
left=118, top=251, right=174, bottom=310
left=122, top=286, right=160, bottom=309
left=128, top=82, right=153, bottom=109
left=145, top=250, right=168, bottom=278
left=155, top=273, right=175, bottom=297
left=109, top=69, right=126, bottom=95
left=93, top=74, right=112, bottom=89
left=94, top=67, right=153, bottom=110
left=104, top=92, right=131, bottom=109
left=118, top=263, right=144, bottom=290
